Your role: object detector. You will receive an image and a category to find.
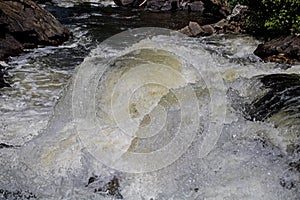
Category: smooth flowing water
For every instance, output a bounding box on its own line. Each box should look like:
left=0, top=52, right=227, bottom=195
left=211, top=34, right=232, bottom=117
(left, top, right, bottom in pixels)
left=0, top=2, right=299, bottom=200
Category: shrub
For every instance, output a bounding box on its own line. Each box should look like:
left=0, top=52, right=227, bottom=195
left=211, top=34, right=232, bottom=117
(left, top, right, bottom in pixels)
left=228, top=0, right=300, bottom=38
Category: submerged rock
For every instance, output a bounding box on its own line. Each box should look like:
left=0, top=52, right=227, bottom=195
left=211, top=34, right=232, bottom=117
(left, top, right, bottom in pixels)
left=229, top=73, right=300, bottom=179
left=0, top=189, right=36, bottom=199
left=245, top=73, right=300, bottom=123
left=0, top=0, right=71, bottom=60
left=0, top=64, right=9, bottom=88
left=86, top=176, right=123, bottom=199
left=254, top=36, right=300, bottom=64
left=0, top=143, right=15, bottom=148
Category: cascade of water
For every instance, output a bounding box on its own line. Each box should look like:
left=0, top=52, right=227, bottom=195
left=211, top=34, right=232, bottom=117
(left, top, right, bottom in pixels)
left=0, top=28, right=299, bottom=199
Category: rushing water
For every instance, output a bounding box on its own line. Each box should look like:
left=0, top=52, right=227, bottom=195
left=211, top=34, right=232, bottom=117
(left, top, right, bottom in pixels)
left=0, top=2, right=300, bottom=200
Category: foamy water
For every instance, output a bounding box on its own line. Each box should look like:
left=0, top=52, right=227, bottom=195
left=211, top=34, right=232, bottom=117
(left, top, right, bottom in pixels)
left=0, top=28, right=299, bottom=199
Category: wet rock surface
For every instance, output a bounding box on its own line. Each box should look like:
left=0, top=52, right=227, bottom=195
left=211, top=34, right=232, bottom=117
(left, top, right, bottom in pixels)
left=86, top=176, right=123, bottom=199
left=254, top=36, right=300, bottom=64
left=0, top=0, right=71, bottom=60
left=0, top=34, right=23, bottom=60
left=178, top=4, right=247, bottom=36
left=0, top=64, right=9, bottom=88
left=0, top=143, right=15, bottom=148
left=0, top=189, right=36, bottom=199
left=114, top=0, right=146, bottom=7
left=245, top=73, right=300, bottom=123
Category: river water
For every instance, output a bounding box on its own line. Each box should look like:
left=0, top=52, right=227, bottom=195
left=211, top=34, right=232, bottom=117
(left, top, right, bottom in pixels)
left=0, top=1, right=299, bottom=200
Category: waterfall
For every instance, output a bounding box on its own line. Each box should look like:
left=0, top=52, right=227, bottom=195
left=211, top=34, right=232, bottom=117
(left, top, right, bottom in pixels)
left=0, top=27, right=299, bottom=199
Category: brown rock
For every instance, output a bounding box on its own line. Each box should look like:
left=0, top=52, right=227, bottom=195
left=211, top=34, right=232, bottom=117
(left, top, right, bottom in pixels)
left=214, top=19, right=228, bottom=29
left=188, top=21, right=203, bottom=36
left=254, top=35, right=300, bottom=64
left=0, top=34, right=23, bottom=60
left=0, top=0, right=70, bottom=46
left=201, top=24, right=215, bottom=35
left=178, top=26, right=192, bottom=36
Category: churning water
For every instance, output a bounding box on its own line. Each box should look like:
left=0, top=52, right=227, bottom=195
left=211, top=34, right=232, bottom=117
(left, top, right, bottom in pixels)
left=0, top=3, right=299, bottom=200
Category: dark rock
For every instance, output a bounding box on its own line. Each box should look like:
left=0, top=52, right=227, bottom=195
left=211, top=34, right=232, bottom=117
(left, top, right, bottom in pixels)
left=114, top=0, right=147, bottom=7
left=0, top=34, right=23, bottom=60
left=0, top=143, right=15, bottom=148
left=0, top=0, right=70, bottom=46
left=226, top=4, right=248, bottom=21
left=161, top=1, right=172, bottom=11
left=117, top=0, right=228, bottom=15
left=0, top=64, right=10, bottom=88
left=146, top=0, right=168, bottom=11
left=32, top=0, right=53, bottom=4
left=213, top=4, right=247, bottom=34
left=188, top=1, right=204, bottom=12
left=0, top=189, right=36, bottom=199
left=0, top=0, right=71, bottom=60
left=114, top=0, right=135, bottom=7
left=201, top=0, right=230, bottom=17
left=86, top=176, right=123, bottom=199
left=289, top=159, right=300, bottom=173
left=254, top=36, right=300, bottom=64
left=145, top=0, right=208, bottom=13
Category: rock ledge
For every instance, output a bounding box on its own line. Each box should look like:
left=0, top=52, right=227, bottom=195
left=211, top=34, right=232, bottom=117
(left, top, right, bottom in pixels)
left=0, top=0, right=71, bottom=60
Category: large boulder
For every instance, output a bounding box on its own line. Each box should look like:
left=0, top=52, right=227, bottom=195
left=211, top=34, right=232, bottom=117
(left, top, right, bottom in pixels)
left=0, top=0, right=71, bottom=60
left=254, top=35, right=300, bottom=64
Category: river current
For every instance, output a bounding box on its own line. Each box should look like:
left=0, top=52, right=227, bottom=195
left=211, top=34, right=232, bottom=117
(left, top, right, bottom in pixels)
left=0, top=1, right=299, bottom=200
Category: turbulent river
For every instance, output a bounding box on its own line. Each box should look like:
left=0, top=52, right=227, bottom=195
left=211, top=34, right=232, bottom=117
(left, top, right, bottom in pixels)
left=0, top=1, right=300, bottom=200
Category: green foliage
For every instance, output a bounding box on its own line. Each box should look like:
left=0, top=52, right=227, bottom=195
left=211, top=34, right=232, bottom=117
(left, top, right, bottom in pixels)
left=227, top=0, right=300, bottom=37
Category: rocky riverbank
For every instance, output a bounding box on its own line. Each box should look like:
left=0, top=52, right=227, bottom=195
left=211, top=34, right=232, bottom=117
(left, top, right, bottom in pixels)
left=1, top=0, right=299, bottom=66
left=0, top=0, right=71, bottom=61
left=176, top=3, right=300, bottom=64
left=178, top=4, right=247, bottom=36
left=254, top=35, right=300, bottom=64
